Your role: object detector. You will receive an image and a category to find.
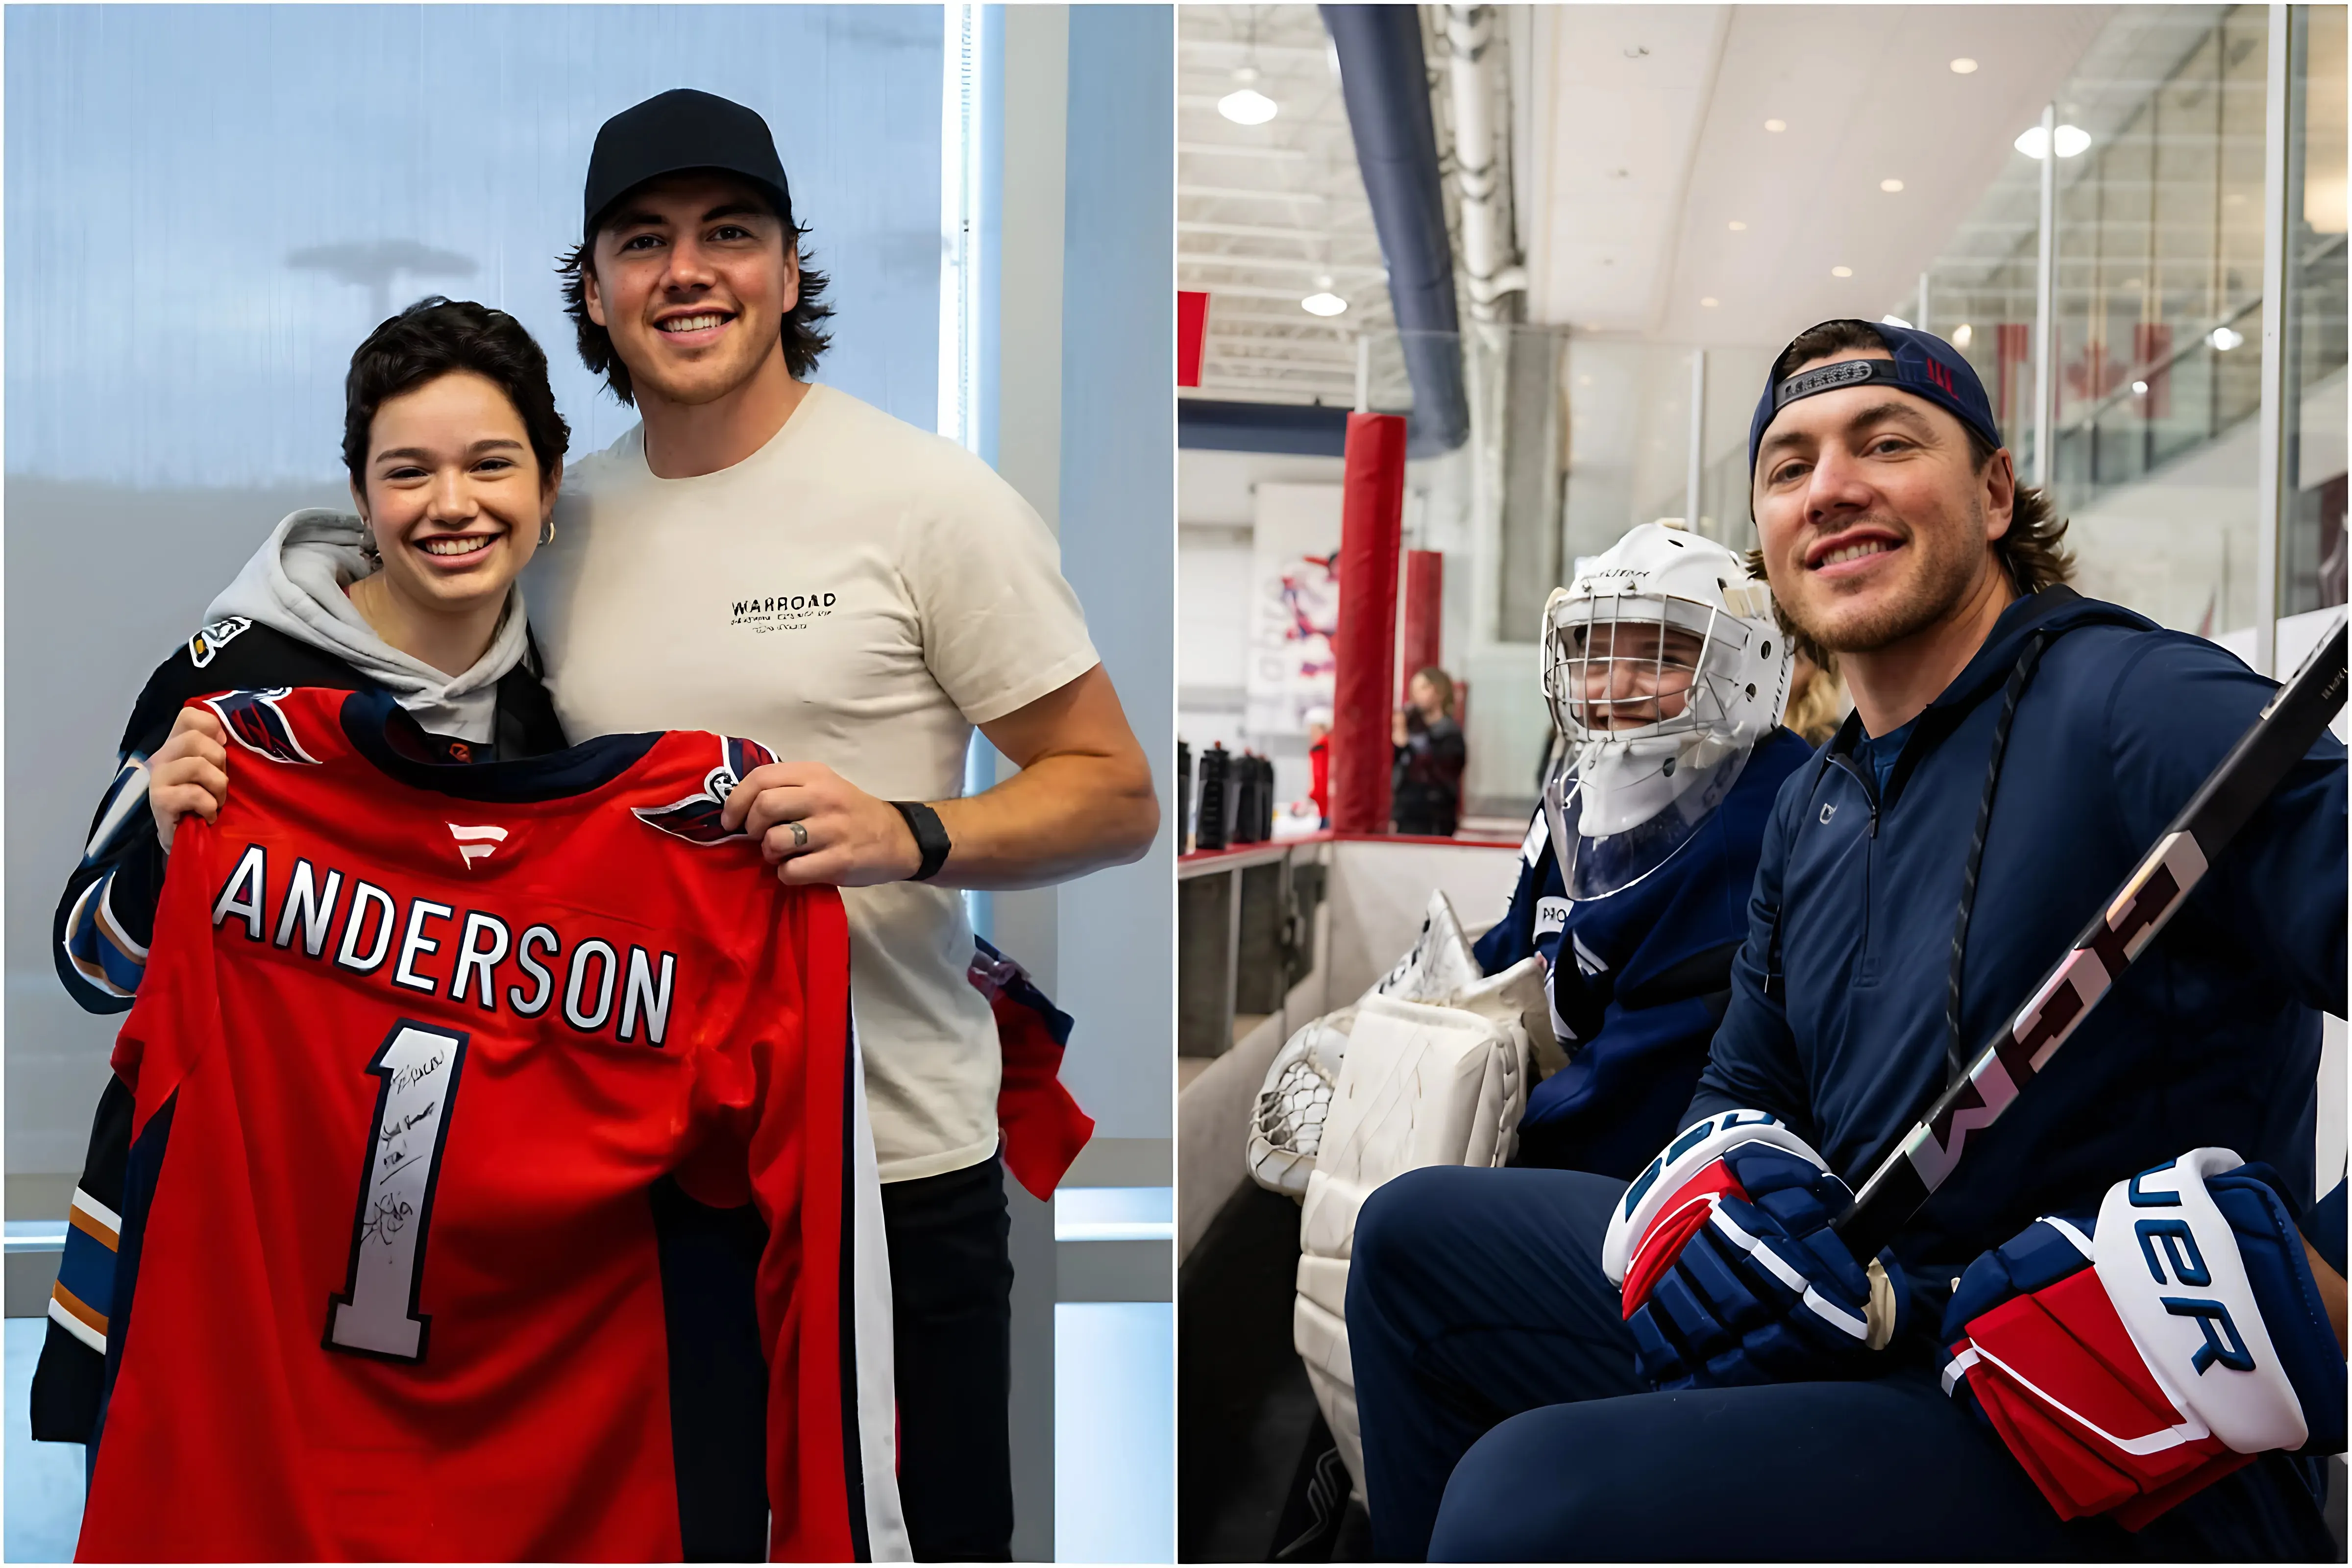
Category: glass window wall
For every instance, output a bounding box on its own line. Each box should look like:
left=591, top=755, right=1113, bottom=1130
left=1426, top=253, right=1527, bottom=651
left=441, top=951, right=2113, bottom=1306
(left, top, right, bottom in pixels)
left=2283, top=3, right=2349, bottom=616
left=1920, top=4, right=2343, bottom=643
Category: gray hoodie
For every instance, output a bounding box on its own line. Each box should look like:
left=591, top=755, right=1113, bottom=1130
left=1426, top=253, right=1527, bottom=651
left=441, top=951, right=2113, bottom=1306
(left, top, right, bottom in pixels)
left=204, top=508, right=531, bottom=743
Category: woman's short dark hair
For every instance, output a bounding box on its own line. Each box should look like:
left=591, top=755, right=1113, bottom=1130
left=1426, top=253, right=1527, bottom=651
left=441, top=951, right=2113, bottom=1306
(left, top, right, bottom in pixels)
left=343, top=297, right=570, bottom=488
left=553, top=190, right=833, bottom=406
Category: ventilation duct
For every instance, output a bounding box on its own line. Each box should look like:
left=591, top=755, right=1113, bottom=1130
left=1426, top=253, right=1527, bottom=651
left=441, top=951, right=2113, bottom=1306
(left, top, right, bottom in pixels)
left=1321, top=3, right=1469, bottom=456
left=1442, top=5, right=1527, bottom=323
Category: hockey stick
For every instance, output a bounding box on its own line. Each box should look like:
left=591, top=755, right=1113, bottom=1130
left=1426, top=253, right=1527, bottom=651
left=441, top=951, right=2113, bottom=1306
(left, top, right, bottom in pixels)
left=1833, top=615, right=2349, bottom=1261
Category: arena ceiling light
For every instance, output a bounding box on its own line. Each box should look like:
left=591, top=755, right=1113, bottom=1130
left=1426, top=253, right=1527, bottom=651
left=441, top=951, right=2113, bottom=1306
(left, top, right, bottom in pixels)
left=1831, top=265, right=1853, bottom=278
left=1881, top=178, right=1905, bottom=193
left=1950, top=57, right=1980, bottom=74
left=1952, top=323, right=1974, bottom=348
left=1218, top=67, right=1277, bottom=126
left=1300, top=276, right=1348, bottom=317
left=2014, top=122, right=2092, bottom=160
left=2209, top=326, right=2245, bottom=351
left=1764, top=118, right=1788, bottom=133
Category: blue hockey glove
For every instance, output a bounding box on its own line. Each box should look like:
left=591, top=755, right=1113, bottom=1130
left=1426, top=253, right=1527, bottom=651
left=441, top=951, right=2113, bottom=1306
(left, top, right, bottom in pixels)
left=1603, top=1110, right=1908, bottom=1389
left=1938, top=1150, right=2346, bottom=1530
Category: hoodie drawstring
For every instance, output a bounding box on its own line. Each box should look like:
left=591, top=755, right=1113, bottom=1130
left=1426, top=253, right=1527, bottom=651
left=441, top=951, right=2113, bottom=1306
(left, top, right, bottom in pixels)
left=1942, top=632, right=2049, bottom=1083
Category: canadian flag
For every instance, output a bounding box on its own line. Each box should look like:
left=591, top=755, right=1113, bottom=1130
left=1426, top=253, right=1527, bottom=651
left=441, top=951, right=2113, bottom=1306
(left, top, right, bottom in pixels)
left=446, top=824, right=509, bottom=868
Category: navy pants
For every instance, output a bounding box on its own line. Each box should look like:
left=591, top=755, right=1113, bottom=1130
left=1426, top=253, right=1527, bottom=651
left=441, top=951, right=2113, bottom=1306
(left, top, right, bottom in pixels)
left=1347, top=1165, right=2334, bottom=1562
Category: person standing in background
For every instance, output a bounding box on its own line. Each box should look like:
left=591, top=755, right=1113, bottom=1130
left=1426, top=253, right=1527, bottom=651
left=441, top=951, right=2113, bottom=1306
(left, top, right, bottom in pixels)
left=531, top=90, right=1158, bottom=1561
left=1391, top=667, right=1465, bottom=836
left=1304, top=706, right=1332, bottom=828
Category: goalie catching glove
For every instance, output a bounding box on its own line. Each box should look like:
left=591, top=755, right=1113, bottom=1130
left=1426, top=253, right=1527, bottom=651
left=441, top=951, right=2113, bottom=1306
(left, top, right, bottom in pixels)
left=1938, top=1149, right=2346, bottom=1530
left=1603, top=1110, right=1908, bottom=1388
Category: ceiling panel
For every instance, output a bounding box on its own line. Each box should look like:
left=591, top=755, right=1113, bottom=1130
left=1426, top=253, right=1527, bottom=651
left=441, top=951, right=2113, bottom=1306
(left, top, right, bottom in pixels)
left=1178, top=5, right=1392, bottom=406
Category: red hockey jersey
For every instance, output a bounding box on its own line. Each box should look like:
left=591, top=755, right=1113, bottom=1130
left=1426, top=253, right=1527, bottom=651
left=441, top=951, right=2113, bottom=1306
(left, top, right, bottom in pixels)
left=79, top=686, right=906, bottom=1562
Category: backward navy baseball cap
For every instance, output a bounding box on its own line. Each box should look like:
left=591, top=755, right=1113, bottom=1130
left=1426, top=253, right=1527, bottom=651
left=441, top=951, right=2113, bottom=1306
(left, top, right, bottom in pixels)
left=1746, top=319, right=2003, bottom=482
left=583, top=89, right=793, bottom=241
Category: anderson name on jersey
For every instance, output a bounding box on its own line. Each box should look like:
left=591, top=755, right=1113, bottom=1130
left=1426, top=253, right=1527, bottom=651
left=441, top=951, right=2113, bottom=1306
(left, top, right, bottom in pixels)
left=75, top=686, right=906, bottom=1563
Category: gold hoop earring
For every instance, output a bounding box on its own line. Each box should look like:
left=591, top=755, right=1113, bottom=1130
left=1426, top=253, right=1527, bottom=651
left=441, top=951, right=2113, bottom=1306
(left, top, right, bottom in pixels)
left=538, top=516, right=557, bottom=547
left=360, top=529, right=382, bottom=567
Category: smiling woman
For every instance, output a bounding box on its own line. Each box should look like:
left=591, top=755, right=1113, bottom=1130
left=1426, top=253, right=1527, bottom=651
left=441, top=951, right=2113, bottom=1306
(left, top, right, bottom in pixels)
left=314, top=299, right=569, bottom=690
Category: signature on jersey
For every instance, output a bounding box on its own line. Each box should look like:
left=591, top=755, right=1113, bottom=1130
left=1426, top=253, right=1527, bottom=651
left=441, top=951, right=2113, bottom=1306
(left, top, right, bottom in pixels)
left=360, top=1191, right=417, bottom=1249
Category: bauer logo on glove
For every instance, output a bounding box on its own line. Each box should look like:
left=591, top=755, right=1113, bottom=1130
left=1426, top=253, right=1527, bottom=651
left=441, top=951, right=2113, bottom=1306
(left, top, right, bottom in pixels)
left=1939, top=1149, right=2347, bottom=1530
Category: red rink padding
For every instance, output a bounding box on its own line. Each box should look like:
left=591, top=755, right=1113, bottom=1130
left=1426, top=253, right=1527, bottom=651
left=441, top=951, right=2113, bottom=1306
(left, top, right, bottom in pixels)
left=1330, top=412, right=1407, bottom=834
left=1400, top=550, right=1444, bottom=698
left=1619, top=1161, right=1748, bottom=1317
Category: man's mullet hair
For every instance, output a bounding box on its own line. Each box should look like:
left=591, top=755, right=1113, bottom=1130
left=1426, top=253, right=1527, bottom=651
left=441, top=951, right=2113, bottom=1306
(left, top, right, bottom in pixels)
left=554, top=198, right=834, bottom=407
left=1747, top=318, right=2076, bottom=668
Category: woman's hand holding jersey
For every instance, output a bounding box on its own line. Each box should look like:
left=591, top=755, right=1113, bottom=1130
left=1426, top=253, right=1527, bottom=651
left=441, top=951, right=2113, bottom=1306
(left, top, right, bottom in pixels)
left=1937, top=1149, right=2346, bottom=1527
left=147, top=706, right=229, bottom=854
left=1604, top=1110, right=1907, bottom=1388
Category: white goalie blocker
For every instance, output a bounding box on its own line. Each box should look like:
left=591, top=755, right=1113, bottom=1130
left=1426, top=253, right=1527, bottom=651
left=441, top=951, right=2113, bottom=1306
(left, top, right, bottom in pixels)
left=1248, top=891, right=1540, bottom=1503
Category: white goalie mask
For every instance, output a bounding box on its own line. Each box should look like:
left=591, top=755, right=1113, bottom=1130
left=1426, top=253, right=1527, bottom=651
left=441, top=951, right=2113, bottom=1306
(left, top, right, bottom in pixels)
left=1540, top=522, right=1793, bottom=899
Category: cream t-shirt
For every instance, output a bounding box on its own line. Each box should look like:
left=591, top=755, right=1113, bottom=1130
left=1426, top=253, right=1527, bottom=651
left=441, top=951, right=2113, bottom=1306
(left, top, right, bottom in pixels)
left=528, top=383, right=1101, bottom=1182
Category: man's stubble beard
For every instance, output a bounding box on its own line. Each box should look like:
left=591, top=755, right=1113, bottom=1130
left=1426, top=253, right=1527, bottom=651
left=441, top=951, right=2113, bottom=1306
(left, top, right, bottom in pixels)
left=630, top=341, right=771, bottom=410
left=1780, top=496, right=1992, bottom=657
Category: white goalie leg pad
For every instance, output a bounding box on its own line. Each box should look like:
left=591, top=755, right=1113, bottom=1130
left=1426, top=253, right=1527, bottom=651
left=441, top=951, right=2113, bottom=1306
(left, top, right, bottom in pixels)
left=1291, top=995, right=1530, bottom=1505
left=1300, top=997, right=1528, bottom=1255
left=2091, top=1147, right=2308, bottom=1454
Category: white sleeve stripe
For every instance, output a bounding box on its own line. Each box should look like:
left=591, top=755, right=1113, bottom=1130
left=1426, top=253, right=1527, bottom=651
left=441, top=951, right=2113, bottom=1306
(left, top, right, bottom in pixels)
left=95, top=878, right=151, bottom=963
left=63, top=883, right=134, bottom=998
left=47, top=1297, right=106, bottom=1355
left=71, top=1188, right=123, bottom=1234
left=82, top=759, right=151, bottom=858
left=68, top=950, right=134, bottom=999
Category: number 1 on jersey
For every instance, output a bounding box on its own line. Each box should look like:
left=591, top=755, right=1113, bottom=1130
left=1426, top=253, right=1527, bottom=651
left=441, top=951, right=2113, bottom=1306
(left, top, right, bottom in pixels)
left=326, top=1021, right=468, bottom=1362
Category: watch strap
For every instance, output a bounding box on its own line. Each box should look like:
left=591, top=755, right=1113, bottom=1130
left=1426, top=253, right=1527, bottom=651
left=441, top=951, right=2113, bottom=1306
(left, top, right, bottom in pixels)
left=890, top=800, right=952, bottom=882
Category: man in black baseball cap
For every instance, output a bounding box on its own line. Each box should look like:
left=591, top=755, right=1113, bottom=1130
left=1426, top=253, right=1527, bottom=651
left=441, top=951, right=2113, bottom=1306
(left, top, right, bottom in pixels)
left=557, top=87, right=827, bottom=435
left=531, top=88, right=1160, bottom=1564
left=580, top=87, right=794, bottom=240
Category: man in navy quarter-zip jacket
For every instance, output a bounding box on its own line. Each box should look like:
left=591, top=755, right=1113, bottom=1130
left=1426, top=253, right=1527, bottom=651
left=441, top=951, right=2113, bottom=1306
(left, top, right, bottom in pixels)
left=1345, top=319, right=2347, bottom=1562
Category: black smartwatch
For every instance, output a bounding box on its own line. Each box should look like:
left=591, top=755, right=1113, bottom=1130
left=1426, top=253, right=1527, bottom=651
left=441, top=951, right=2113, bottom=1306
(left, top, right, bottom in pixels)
left=889, top=800, right=952, bottom=882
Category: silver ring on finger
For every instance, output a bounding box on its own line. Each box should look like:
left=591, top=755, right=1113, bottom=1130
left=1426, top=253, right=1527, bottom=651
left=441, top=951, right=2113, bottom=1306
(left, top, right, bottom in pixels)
left=789, top=820, right=809, bottom=849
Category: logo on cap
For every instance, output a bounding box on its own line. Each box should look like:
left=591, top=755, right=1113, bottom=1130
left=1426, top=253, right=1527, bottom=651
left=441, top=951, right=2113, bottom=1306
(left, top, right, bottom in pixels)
left=1776, top=358, right=1880, bottom=408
